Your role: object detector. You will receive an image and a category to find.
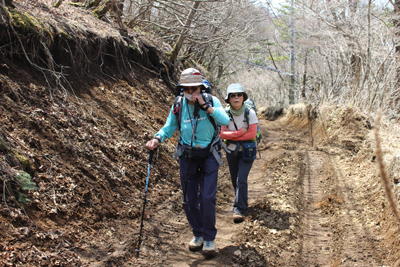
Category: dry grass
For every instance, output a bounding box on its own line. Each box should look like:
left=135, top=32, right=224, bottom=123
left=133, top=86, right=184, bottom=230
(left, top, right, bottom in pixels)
left=284, top=103, right=314, bottom=128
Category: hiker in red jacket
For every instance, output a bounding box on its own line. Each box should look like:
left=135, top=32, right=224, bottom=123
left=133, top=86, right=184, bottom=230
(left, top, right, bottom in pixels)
left=220, top=84, right=259, bottom=223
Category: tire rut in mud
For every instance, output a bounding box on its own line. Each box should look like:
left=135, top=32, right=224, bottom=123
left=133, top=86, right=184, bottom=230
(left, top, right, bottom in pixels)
left=326, top=156, right=385, bottom=266
left=301, top=150, right=335, bottom=266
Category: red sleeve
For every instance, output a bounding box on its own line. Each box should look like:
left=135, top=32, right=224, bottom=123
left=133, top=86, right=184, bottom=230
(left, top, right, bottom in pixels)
left=220, top=125, right=244, bottom=140
left=230, top=124, right=257, bottom=141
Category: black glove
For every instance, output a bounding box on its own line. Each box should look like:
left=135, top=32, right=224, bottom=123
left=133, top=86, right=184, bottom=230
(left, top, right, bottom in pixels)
left=199, top=102, right=212, bottom=111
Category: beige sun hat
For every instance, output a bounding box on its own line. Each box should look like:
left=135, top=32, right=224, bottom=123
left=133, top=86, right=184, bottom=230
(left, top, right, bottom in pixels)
left=224, top=84, right=248, bottom=103
left=179, top=68, right=203, bottom=87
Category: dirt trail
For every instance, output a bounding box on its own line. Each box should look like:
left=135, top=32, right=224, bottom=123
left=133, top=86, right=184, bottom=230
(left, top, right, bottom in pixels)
left=86, top=115, right=386, bottom=266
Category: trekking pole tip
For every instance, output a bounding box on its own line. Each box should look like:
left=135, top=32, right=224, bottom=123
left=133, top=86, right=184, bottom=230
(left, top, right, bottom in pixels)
left=135, top=249, right=140, bottom=258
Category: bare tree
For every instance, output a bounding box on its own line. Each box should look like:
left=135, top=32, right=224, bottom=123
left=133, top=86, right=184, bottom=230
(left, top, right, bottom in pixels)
left=118, top=0, right=398, bottom=117
left=169, top=1, right=200, bottom=63
left=121, top=0, right=269, bottom=76
left=258, top=0, right=398, bottom=117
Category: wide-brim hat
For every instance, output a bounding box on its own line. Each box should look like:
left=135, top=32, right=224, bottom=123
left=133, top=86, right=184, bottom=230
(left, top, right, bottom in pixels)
left=175, top=68, right=203, bottom=91
left=224, top=84, right=248, bottom=103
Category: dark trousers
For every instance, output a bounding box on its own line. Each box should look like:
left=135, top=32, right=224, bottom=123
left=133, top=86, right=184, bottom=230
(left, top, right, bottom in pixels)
left=179, top=152, right=220, bottom=241
left=226, top=151, right=254, bottom=214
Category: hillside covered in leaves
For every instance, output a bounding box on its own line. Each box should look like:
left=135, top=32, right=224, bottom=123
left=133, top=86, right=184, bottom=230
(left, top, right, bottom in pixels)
left=0, top=0, right=187, bottom=265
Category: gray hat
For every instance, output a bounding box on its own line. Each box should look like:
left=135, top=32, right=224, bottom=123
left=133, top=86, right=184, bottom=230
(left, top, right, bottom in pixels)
left=224, top=84, right=248, bottom=103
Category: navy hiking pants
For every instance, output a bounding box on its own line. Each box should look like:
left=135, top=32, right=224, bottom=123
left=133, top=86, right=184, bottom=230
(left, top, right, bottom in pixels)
left=226, top=151, right=254, bottom=214
left=179, top=152, right=220, bottom=242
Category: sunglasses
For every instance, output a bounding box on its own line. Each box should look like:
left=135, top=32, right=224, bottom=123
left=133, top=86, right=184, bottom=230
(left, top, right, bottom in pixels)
left=230, top=93, right=243, bottom=98
left=182, top=86, right=200, bottom=92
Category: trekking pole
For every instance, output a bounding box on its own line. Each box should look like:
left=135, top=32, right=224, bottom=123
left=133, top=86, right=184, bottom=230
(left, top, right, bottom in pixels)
left=182, top=152, right=193, bottom=208
left=182, top=102, right=199, bottom=208
left=136, top=149, right=155, bottom=257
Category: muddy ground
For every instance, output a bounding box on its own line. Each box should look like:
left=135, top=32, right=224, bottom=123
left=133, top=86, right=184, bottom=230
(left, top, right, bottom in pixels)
left=1, top=1, right=400, bottom=266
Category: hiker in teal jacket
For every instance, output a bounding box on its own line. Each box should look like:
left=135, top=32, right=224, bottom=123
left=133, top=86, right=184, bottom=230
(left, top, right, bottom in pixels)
left=154, top=96, right=228, bottom=148
left=146, top=68, right=229, bottom=256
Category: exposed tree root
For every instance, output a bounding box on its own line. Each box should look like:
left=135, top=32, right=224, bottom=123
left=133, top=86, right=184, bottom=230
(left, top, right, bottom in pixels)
left=0, top=1, right=175, bottom=98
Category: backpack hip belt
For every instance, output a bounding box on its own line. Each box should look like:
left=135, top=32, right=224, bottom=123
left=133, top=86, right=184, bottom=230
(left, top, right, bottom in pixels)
left=227, top=140, right=255, bottom=156
left=173, top=136, right=224, bottom=165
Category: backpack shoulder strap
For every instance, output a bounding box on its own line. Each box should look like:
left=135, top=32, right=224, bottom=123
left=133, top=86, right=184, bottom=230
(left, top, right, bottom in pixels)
left=172, top=96, right=183, bottom=131
left=203, top=95, right=225, bottom=165
left=225, top=106, right=241, bottom=131
left=174, top=94, right=216, bottom=132
left=244, top=107, right=250, bottom=129
left=203, top=93, right=213, bottom=103
left=202, top=94, right=218, bottom=135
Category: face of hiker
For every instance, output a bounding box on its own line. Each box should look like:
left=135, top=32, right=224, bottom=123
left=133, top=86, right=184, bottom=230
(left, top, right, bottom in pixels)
left=229, top=92, right=244, bottom=110
left=183, top=86, right=203, bottom=104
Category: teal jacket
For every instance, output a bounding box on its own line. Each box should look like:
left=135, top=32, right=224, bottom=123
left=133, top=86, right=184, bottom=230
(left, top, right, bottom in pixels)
left=155, top=96, right=229, bottom=147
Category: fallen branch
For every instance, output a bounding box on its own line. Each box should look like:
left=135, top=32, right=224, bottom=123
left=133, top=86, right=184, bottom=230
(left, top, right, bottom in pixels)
left=374, top=110, right=400, bottom=224
left=53, top=0, right=64, bottom=8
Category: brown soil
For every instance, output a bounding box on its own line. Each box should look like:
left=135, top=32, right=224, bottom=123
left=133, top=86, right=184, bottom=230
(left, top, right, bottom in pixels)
left=1, top=1, right=400, bottom=266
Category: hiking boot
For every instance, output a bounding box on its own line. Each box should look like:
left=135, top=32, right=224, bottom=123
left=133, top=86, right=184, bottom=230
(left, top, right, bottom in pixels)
left=202, top=240, right=216, bottom=256
left=233, top=212, right=244, bottom=223
left=189, top=236, right=203, bottom=251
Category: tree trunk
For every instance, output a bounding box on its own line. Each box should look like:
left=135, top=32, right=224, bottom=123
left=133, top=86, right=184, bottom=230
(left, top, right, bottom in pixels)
left=217, top=64, right=224, bottom=79
left=5, top=0, right=13, bottom=7
left=0, top=0, right=5, bottom=24
left=53, top=0, right=64, bottom=8
left=87, top=0, right=102, bottom=9
left=302, top=50, right=308, bottom=100
left=93, top=0, right=116, bottom=19
left=169, top=1, right=200, bottom=63
left=145, top=1, right=154, bottom=21
left=112, top=2, right=126, bottom=31
left=393, top=0, right=400, bottom=112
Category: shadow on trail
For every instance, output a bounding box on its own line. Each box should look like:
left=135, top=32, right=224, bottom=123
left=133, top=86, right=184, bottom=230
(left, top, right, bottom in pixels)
left=229, top=245, right=268, bottom=267
left=182, top=245, right=241, bottom=267
left=246, top=205, right=292, bottom=231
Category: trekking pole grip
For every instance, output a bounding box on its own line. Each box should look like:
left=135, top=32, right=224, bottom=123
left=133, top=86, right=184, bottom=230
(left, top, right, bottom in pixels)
left=149, top=149, right=154, bottom=164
